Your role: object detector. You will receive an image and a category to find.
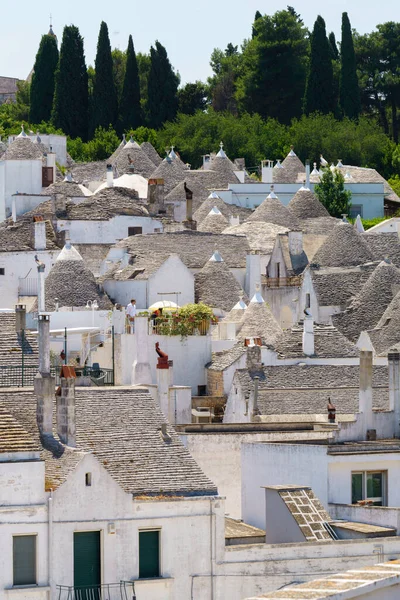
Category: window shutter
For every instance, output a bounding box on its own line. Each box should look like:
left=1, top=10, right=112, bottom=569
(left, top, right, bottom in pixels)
left=13, top=535, right=36, bottom=585
left=139, top=531, right=160, bottom=578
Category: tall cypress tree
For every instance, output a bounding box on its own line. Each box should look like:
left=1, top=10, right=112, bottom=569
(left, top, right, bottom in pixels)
left=147, top=41, right=179, bottom=129
left=30, top=34, right=59, bottom=123
left=52, top=25, right=88, bottom=139
left=119, top=35, right=142, bottom=131
left=340, top=12, right=361, bottom=119
left=252, top=10, right=262, bottom=37
left=304, top=16, right=335, bottom=115
left=328, top=32, right=339, bottom=60
left=91, top=22, right=118, bottom=135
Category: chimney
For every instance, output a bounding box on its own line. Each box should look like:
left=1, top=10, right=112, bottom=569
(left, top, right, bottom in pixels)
left=148, top=178, right=165, bottom=205
left=288, top=231, right=303, bottom=256
left=183, top=182, right=197, bottom=231
left=37, top=262, right=46, bottom=314
left=302, top=314, right=314, bottom=356
left=203, top=154, right=211, bottom=170
left=57, top=366, right=76, bottom=446
left=131, top=316, right=152, bottom=385
left=12, top=196, right=17, bottom=223
left=34, top=314, right=54, bottom=438
left=155, top=343, right=174, bottom=422
left=261, top=160, right=274, bottom=183
left=245, top=252, right=261, bottom=298
left=305, top=159, right=310, bottom=188
left=252, top=376, right=260, bottom=417
left=54, top=192, right=66, bottom=217
left=389, top=351, right=400, bottom=436
left=32, top=217, right=46, bottom=251
left=229, top=215, right=240, bottom=227
left=15, top=304, right=26, bottom=333
left=46, top=151, right=56, bottom=185
left=359, top=349, right=374, bottom=433
left=246, top=343, right=262, bottom=371
left=106, top=164, right=114, bottom=187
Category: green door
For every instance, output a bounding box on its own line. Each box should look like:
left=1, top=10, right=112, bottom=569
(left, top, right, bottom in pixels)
left=74, top=531, right=101, bottom=592
left=139, top=530, right=160, bottom=578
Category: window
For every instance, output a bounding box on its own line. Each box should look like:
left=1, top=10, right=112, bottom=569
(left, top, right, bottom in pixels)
left=352, top=471, right=387, bottom=506
left=0, top=268, right=4, bottom=275
left=85, top=473, right=92, bottom=486
left=139, top=530, right=160, bottom=578
left=128, top=227, right=142, bottom=237
left=349, top=204, right=363, bottom=218
left=13, top=535, right=36, bottom=585
left=305, top=293, right=311, bottom=309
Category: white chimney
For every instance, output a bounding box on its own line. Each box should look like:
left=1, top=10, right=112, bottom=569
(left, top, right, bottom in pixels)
left=261, top=160, right=274, bottom=183
left=245, top=252, right=261, bottom=299
left=46, top=151, right=56, bottom=185
left=106, top=164, right=114, bottom=188
left=302, top=314, right=314, bottom=356
left=234, top=170, right=245, bottom=183
left=12, top=196, right=17, bottom=223
left=203, top=155, right=211, bottom=171
left=305, top=159, right=310, bottom=188
left=229, top=215, right=240, bottom=227
left=33, top=220, right=46, bottom=251
left=131, top=316, right=152, bottom=385
left=288, top=231, right=303, bottom=256
left=37, top=262, right=46, bottom=314
left=359, top=349, right=373, bottom=433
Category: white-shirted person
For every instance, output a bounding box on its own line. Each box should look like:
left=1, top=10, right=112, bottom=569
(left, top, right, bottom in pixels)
left=126, top=298, right=137, bottom=333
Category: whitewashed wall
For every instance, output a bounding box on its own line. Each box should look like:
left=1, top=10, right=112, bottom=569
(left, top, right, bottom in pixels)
left=148, top=255, right=194, bottom=307
left=0, top=250, right=59, bottom=309
left=3, top=160, right=43, bottom=218
left=57, top=215, right=163, bottom=244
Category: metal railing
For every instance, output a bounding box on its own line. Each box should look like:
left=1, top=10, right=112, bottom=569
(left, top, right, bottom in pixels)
left=18, top=277, right=38, bottom=296
left=0, top=365, right=114, bottom=387
left=56, top=582, right=136, bottom=600
left=262, top=276, right=301, bottom=288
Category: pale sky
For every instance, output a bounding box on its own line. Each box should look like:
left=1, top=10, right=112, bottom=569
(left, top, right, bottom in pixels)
left=1, top=0, right=398, bottom=85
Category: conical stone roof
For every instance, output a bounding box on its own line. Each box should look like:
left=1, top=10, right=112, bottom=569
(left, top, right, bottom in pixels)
left=312, top=222, right=374, bottom=267
left=333, top=260, right=400, bottom=342
left=44, top=255, right=113, bottom=311
left=273, top=148, right=305, bottom=184
left=238, top=290, right=282, bottom=345
left=197, top=208, right=229, bottom=233
left=195, top=254, right=247, bottom=313
left=369, top=289, right=400, bottom=354
left=246, top=191, right=301, bottom=230
left=193, top=194, right=231, bottom=223
left=141, top=141, right=162, bottom=166
left=223, top=297, right=248, bottom=323
left=108, top=135, right=126, bottom=163
left=149, top=158, right=187, bottom=193
left=3, top=137, right=43, bottom=160
left=288, top=187, right=330, bottom=219
left=114, top=143, right=155, bottom=178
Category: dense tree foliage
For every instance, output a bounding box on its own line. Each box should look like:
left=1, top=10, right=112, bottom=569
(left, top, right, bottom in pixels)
left=119, top=35, right=142, bottom=131
left=314, top=168, right=352, bottom=217
left=178, top=82, right=208, bottom=115
left=91, top=21, right=118, bottom=134
left=30, top=35, right=59, bottom=123
left=340, top=13, right=361, bottom=119
left=304, top=16, right=335, bottom=115
left=52, top=25, right=88, bottom=140
left=147, top=41, right=179, bottom=129
left=236, top=9, right=309, bottom=123
left=328, top=32, right=339, bottom=60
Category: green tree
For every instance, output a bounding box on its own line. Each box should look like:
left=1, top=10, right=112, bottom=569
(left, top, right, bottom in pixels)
left=91, top=21, right=118, bottom=135
left=237, top=9, right=309, bottom=123
left=30, top=34, right=59, bottom=123
left=67, top=125, right=119, bottom=162
left=119, top=35, right=142, bottom=131
left=329, top=32, right=339, bottom=60
left=147, top=41, right=179, bottom=129
left=208, top=44, right=241, bottom=114
left=378, top=22, right=400, bottom=143
left=112, top=48, right=127, bottom=100
left=52, top=25, right=88, bottom=140
left=314, top=167, right=352, bottom=217
left=178, top=82, right=208, bottom=115
left=252, top=10, right=262, bottom=38
left=304, top=15, right=335, bottom=115
left=340, top=13, right=361, bottom=119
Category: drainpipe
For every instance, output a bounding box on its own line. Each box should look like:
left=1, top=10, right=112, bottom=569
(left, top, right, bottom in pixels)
left=48, top=489, right=53, bottom=597
left=209, top=498, right=214, bottom=600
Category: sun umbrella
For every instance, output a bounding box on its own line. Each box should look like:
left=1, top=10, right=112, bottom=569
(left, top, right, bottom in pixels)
left=148, top=300, right=179, bottom=312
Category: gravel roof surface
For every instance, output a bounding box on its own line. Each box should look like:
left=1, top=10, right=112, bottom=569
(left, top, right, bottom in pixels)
left=312, top=223, right=374, bottom=267
left=246, top=194, right=301, bottom=230
left=288, top=187, right=330, bottom=219
left=195, top=259, right=247, bottom=312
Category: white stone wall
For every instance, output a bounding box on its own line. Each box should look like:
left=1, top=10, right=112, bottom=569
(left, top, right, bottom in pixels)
left=2, top=160, right=43, bottom=219
left=0, top=250, right=59, bottom=309
left=147, top=255, right=194, bottom=307
left=57, top=215, right=163, bottom=245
